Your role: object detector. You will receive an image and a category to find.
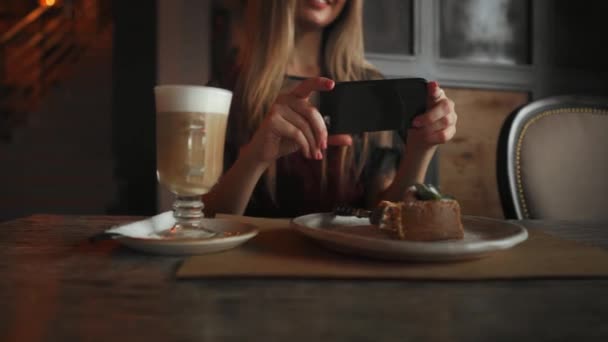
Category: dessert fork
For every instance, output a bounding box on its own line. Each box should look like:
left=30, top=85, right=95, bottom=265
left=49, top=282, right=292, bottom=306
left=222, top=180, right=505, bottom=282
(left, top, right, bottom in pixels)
left=333, top=205, right=384, bottom=225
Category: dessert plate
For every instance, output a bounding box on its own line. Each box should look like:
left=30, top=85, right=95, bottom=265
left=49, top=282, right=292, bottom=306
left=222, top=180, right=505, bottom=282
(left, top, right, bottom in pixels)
left=103, top=212, right=258, bottom=256
left=291, top=213, right=528, bottom=261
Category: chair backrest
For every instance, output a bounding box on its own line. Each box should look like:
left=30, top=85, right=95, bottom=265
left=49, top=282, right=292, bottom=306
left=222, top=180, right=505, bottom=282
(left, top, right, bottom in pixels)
left=497, top=95, right=608, bottom=220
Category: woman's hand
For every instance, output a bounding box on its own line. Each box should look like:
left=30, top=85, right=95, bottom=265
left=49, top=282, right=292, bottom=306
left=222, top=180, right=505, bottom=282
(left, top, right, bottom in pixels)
left=242, top=77, right=351, bottom=168
left=405, top=81, right=457, bottom=151
left=374, top=81, right=456, bottom=204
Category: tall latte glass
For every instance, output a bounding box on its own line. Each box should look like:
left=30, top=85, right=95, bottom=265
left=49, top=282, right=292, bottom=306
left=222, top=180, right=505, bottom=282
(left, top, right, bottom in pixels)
left=154, top=85, right=232, bottom=239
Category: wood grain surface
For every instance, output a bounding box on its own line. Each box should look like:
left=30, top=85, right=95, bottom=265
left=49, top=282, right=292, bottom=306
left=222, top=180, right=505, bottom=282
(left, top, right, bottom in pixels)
left=440, top=88, right=529, bottom=218
left=0, top=215, right=606, bottom=342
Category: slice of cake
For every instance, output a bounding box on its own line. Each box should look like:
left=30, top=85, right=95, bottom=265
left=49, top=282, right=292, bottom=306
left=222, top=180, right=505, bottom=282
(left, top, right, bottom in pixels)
left=376, top=184, right=464, bottom=241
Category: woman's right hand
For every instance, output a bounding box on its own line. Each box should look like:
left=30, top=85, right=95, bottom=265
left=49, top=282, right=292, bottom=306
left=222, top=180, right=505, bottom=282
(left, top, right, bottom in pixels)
left=242, top=77, right=351, bottom=167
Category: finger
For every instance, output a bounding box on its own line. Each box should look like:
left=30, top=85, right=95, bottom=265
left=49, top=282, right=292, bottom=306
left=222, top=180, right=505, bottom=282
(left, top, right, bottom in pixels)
left=422, top=111, right=457, bottom=134
left=290, top=77, right=335, bottom=99
left=427, top=81, right=445, bottom=100
left=413, top=98, right=454, bottom=128
left=425, top=125, right=456, bottom=145
left=327, top=134, right=353, bottom=146
left=434, top=88, right=445, bottom=101
left=281, top=107, right=321, bottom=159
left=427, top=80, right=439, bottom=95
left=274, top=114, right=312, bottom=158
left=287, top=99, right=327, bottom=150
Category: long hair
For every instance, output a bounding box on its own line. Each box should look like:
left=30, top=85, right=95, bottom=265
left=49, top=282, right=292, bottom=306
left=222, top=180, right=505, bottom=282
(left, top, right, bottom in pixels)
left=233, top=0, right=382, bottom=203
left=232, top=1, right=295, bottom=144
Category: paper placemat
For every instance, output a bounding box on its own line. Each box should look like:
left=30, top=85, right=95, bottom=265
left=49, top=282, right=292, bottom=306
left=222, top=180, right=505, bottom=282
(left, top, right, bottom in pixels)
left=177, top=216, right=608, bottom=280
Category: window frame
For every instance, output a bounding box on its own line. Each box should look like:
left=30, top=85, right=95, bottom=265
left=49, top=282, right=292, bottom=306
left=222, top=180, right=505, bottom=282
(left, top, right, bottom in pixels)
left=364, top=0, right=608, bottom=98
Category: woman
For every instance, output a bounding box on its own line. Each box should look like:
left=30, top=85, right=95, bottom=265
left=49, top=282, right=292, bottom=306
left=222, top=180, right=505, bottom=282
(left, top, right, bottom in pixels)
left=204, top=0, right=457, bottom=217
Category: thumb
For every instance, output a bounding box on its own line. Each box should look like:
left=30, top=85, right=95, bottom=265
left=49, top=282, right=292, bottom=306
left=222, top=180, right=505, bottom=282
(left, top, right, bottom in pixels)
left=327, top=134, right=353, bottom=146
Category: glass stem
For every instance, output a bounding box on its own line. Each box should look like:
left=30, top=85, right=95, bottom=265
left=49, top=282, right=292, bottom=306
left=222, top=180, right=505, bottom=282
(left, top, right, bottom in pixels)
left=173, top=195, right=204, bottom=226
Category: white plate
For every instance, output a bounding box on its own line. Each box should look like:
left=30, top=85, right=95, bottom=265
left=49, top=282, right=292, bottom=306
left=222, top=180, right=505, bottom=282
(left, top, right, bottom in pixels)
left=114, top=218, right=258, bottom=256
left=291, top=213, right=528, bottom=261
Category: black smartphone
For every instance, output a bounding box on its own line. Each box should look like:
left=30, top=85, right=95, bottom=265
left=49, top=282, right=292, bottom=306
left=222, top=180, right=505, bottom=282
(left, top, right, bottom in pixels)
left=319, top=78, right=428, bottom=135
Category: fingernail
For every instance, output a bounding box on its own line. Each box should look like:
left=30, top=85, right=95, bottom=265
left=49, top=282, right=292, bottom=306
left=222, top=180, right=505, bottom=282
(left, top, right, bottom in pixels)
left=326, top=79, right=334, bottom=88
left=316, top=151, right=323, bottom=160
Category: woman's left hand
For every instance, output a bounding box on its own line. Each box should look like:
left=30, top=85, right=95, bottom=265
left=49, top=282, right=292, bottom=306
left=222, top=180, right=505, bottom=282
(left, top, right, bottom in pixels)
left=405, top=81, right=457, bottom=150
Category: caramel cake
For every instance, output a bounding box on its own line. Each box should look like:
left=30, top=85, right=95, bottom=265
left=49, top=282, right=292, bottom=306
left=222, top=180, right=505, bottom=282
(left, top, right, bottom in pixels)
left=376, top=184, right=464, bottom=241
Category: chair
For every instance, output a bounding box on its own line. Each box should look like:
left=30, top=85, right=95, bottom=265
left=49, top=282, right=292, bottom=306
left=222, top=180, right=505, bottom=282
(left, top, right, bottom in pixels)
left=497, top=95, right=608, bottom=220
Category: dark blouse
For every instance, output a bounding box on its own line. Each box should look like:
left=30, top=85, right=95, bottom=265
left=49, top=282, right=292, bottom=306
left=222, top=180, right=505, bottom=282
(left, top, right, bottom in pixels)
left=213, top=76, right=404, bottom=218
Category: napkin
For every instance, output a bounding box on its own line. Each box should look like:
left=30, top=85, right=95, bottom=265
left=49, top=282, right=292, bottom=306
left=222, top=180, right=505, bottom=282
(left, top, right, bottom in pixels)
left=105, top=211, right=175, bottom=239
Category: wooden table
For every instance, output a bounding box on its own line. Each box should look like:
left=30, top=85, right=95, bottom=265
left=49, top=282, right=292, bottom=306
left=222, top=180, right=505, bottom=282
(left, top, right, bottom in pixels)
left=0, top=215, right=607, bottom=341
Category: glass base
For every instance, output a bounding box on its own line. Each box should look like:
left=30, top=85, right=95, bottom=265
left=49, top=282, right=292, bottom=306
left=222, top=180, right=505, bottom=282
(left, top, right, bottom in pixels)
left=158, top=194, right=216, bottom=239
left=158, top=222, right=216, bottom=239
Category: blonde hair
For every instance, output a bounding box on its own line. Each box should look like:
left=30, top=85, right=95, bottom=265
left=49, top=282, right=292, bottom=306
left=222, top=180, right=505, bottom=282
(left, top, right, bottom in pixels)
left=233, top=0, right=382, bottom=203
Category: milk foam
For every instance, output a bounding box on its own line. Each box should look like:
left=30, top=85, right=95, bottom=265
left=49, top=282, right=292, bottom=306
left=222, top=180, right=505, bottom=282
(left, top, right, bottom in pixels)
left=154, top=85, right=232, bottom=114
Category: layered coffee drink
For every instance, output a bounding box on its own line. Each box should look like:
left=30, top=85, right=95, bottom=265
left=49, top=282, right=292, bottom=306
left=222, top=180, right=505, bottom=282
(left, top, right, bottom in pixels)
left=154, top=85, right=231, bottom=238
left=156, top=111, right=228, bottom=195
left=155, top=85, right=232, bottom=196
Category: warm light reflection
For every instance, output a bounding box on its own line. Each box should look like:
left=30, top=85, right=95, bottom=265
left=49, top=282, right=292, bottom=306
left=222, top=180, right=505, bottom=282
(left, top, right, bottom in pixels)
left=40, top=0, right=56, bottom=7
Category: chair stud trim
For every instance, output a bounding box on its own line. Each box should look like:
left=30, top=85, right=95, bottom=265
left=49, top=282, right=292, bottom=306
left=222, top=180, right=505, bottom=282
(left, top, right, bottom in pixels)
left=515, top=107, right=608, bottom=219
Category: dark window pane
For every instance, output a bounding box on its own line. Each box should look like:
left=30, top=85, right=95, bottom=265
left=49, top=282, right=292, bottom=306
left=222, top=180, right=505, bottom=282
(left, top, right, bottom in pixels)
left=439, top=0, right=530, bottom=65
left=548, top=1, right=608, bottom=70
left=363, top=0, right=413, bottom=55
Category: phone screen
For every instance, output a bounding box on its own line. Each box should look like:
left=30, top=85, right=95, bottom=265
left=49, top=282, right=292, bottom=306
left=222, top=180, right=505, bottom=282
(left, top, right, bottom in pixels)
left=320, top=78, right=427, bottom=135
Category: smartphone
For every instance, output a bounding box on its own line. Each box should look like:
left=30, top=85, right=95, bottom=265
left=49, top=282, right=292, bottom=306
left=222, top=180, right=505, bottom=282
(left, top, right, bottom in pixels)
left=319, top=78, right=428, bottom=135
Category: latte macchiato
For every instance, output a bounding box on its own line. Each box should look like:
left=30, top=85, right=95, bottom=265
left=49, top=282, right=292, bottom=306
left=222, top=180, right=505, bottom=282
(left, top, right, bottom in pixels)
left=154, top=85, right=232, bottom=196
left=157, top=111, right=227, bottom=195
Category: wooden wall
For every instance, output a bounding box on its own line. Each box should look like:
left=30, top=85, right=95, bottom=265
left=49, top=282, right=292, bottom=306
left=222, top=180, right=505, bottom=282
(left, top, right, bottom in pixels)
left=439, top=88, right=529, bottom=219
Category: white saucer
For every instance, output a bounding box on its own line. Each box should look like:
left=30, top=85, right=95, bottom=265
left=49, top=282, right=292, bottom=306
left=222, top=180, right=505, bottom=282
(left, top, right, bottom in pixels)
left=291, top=213, right=528, bottom=262
left=107, top=214, right=258, bottom=256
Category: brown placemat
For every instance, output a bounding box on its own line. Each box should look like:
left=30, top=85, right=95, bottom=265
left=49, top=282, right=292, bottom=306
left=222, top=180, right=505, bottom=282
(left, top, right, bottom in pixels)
left=177, top=216, right=608, bottom=280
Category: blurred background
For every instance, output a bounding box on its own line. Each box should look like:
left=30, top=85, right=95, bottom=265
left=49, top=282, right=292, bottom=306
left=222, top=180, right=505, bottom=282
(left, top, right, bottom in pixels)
left=1, top=0, right=607, bottom=222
